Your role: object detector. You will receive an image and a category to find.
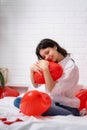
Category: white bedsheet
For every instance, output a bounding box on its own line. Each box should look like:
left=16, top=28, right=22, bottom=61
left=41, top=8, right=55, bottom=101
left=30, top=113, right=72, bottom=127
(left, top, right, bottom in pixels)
left=0, top=97, right=87, bottom=130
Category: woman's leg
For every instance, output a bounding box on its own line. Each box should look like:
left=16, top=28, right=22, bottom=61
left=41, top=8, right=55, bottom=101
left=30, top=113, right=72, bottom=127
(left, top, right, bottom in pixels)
left=42, top=104, right=73, bottom=116
left=14, top=97, right=22, bottom=108
left=55, top=103, right=80, bottom=116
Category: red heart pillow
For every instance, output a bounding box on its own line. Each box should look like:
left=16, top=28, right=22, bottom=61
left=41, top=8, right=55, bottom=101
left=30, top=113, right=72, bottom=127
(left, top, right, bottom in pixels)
left=34, top=61, right=63, bottom=84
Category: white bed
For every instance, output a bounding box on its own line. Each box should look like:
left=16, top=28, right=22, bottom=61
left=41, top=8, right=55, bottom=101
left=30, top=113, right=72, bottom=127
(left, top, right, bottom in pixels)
left=0, top=96, right=87, bottom=130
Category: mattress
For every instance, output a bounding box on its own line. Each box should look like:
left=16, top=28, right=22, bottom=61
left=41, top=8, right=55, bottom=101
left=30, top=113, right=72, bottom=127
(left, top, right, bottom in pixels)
left=0, top=96, right=87, bottom=130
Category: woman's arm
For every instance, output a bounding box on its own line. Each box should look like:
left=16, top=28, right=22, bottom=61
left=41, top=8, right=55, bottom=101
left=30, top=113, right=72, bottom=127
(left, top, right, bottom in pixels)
left=30, top=62, right=42, bottom=88
left=43, top=68, right=56, bottom=92
left=51, top=62, right=80, bottom=102
left=38, top=60, right=56, bottom=92
left=30, top=69, right=38, bottom=87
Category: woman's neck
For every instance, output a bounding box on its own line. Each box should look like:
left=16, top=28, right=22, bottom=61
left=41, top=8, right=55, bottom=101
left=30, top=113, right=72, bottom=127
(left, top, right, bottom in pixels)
left=57, top=53, right=65, bottom=63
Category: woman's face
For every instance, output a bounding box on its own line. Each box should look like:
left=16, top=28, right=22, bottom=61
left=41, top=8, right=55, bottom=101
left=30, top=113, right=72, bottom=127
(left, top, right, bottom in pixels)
left=39, top=46, right=64, bottom=63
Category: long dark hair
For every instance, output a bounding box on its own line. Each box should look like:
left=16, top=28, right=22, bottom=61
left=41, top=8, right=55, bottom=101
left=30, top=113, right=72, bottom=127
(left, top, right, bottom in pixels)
left=36, top=38, right=68, bottom=59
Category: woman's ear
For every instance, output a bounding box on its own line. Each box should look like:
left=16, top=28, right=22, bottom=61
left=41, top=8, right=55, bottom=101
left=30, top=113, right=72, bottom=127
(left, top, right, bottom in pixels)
left=53, top=46, right=57, bottom=50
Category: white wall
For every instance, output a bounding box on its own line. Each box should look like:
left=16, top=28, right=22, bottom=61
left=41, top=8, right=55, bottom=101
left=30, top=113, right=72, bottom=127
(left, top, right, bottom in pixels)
left=0, top=0, right=87, bottom=89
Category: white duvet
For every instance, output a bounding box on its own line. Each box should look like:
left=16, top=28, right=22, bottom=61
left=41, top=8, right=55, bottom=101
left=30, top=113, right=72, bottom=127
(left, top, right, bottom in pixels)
left=0, top=97, right=87, bottom=130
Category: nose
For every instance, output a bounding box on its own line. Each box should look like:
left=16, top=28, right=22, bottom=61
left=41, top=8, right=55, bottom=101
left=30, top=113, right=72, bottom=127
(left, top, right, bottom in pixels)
left=45, top=55, right=49, bottom=60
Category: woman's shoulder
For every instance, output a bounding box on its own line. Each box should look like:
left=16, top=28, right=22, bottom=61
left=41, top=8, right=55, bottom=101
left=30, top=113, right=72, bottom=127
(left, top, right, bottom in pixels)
left=59, top=55, right=76, bottom=69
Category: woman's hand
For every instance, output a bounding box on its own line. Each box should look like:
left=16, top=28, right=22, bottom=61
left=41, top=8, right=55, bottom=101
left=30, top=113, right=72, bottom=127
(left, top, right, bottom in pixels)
left=30, top=62, right=42, bottom=75
left=37, top=60, right=49, bottom=71
left=30, top=61, right=42, bottom=88
left=37, top=60, right=55, bottom=92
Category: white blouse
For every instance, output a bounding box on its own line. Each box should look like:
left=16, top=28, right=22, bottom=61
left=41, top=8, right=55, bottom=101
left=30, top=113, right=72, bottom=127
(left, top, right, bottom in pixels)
left=49, top=55, right=82, bottom=108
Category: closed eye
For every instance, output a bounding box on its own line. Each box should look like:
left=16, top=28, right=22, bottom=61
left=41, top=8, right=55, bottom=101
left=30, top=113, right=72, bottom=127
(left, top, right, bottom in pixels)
left=45, top=50, right=49, bottom=55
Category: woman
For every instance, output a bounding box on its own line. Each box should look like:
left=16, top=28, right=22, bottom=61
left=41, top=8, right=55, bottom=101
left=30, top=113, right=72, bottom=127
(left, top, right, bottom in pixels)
left=30, top=38, right=82, bottom=116
left=14, top=38, right=82, bottom=116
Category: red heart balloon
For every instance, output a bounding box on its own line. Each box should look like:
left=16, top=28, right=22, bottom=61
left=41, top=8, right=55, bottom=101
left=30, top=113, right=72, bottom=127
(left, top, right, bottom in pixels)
left=34, top=61, right=63, bottom=84
left=75, top=89, right=87, bottom=110
left=0, top=86, right=19, bottom=98
left=20, top=90, right=51, bottom=116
